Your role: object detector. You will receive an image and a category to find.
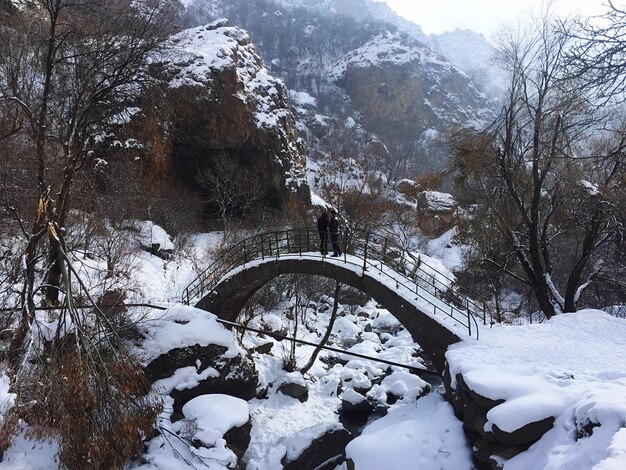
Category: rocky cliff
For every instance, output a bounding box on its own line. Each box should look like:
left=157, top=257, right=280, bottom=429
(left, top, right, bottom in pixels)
left=329, top=32, right=492, bottom=154
left=156, top=20, right=309, bottom=206
left=178, top=0, right=495, bottom=174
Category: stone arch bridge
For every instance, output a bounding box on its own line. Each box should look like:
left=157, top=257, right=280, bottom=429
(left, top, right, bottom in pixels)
left=182, top=228, right=487, bottom=370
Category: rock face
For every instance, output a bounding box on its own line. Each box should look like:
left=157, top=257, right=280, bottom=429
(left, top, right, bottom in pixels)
left=443, top=364, right=556, bottom=469
left=154, top=20, right=309, bottom=207
left=179, top=0, right=495, bottom=173
left=330, top=33, right=492, bottom=148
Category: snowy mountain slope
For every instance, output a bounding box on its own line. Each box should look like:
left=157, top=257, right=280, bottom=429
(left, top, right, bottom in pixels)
left=178, top=0, right=495, bottom=173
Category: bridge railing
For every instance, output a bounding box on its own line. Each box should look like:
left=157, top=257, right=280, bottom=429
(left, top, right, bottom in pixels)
left=182, top=227, right=486, bottom=338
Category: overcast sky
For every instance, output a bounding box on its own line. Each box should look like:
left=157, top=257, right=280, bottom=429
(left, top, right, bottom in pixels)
left=377, top=0, right=610, bottom=36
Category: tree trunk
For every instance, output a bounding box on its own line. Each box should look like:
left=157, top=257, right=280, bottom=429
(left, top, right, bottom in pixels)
left=300, top=280, right=342, bottom=375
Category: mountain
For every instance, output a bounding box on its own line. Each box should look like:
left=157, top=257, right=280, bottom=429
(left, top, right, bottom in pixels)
left=157, top=20, right=309, bottom=205
left=93, top=18, right=310, bottom=211
left=178, top=0, right=495, bottom=175
left=429, top=28, right=506, bottom=99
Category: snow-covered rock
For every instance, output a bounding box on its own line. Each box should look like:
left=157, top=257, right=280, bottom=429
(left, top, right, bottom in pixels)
left=154, top=20, right=310, bottom=205
left=444, top=309, right=626, bottom=469
left=182, top=394, right=250, bottom=446
left=139, top=305, right=257, bottom=411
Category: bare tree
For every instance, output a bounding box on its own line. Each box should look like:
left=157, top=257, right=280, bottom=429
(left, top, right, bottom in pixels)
left=300, top=279, right=341, bottom=375
left=0, top=1, right=175, bottom=466
left=195, top=154, right=266, bottom=228
left=452, top=11, right=624, bottom=318
left=566, top=1, right=626, bottom=103
left=0, top=0, right=175, bottom=361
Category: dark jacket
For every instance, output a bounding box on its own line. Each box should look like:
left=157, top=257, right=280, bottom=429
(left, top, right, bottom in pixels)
left=317, top=213, right=329, bottom=232
left=329, top=217, right=339, bottom=235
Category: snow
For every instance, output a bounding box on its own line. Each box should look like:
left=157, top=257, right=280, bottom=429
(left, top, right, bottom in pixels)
left=425, top=228, right=466, bottom=272
left=0, top=431, right=59, bottom=470
left=346, top=392, right=472, bottom=470
left=341, top=388, right=367, bottom=405
left=329, top=32, right=428, bottom=80
left=288, top=89, right=316, bottom=107
left=138, top=304, right=242, bottom=365
left=378, top=371, right=429, bottom=402
left=309, top=191, right=330, bottom=209
left=262, top=313, right=284, bottom=332
left=182, top=394, right=250, bottom=446
left=333, top=315, right=362, bottom=337
left=153, top=365, right=219, bottom=395
left=244, top=360, right=342, bottom=468
left=133, top=219, right=174, bottom=251
left=446, top=309, right=626, bottom=469
left=0, top=373, right=15, bottom=422
left=581, top=179, right=601, bottom=195
left=139, top=396, right=237, bottom=470
left=420, top=191, right=456, bottom=212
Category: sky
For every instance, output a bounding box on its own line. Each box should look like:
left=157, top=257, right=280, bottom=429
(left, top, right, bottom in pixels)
left=376, top=0, right=611, bottom=36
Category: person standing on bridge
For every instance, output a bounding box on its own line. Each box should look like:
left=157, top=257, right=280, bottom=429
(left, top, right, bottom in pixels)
left=317, top=211, right=329, bottom=255
left=329, top=209, right=342, bottom=257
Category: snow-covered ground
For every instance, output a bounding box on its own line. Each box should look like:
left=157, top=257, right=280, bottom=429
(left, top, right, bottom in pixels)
left=344, top=393, right=472, bottom=470
left=447, top=309, right=626, bottom=470
left=0, top=221, right=624, bottom=469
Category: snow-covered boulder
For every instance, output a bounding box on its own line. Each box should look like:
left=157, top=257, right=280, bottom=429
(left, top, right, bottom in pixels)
left=416, top=191, right=457, bottom=237
left=444, top=309, right=626, bottom=469
left=183, top=394, right=251, bottom=462
left=341, top=389, right=371, bottom=413
left=139, top=305, right=257, bottom=411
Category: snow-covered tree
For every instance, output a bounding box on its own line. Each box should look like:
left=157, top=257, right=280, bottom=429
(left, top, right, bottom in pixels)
left=0, top=0, right=175, bottom=355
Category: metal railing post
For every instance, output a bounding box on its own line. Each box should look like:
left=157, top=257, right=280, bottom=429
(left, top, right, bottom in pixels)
left=275, top=232, right=279, bottom=261
left=306, top=227, right=310, bottom=252
left=242, top=239, right=247, bottom=263
left=362, top=232, right=369, bottom=272
left=381, top=237, right=388, bottom=270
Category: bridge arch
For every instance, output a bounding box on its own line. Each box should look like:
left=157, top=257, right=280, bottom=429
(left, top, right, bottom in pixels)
left=183, top=229, right=485, bottom=371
